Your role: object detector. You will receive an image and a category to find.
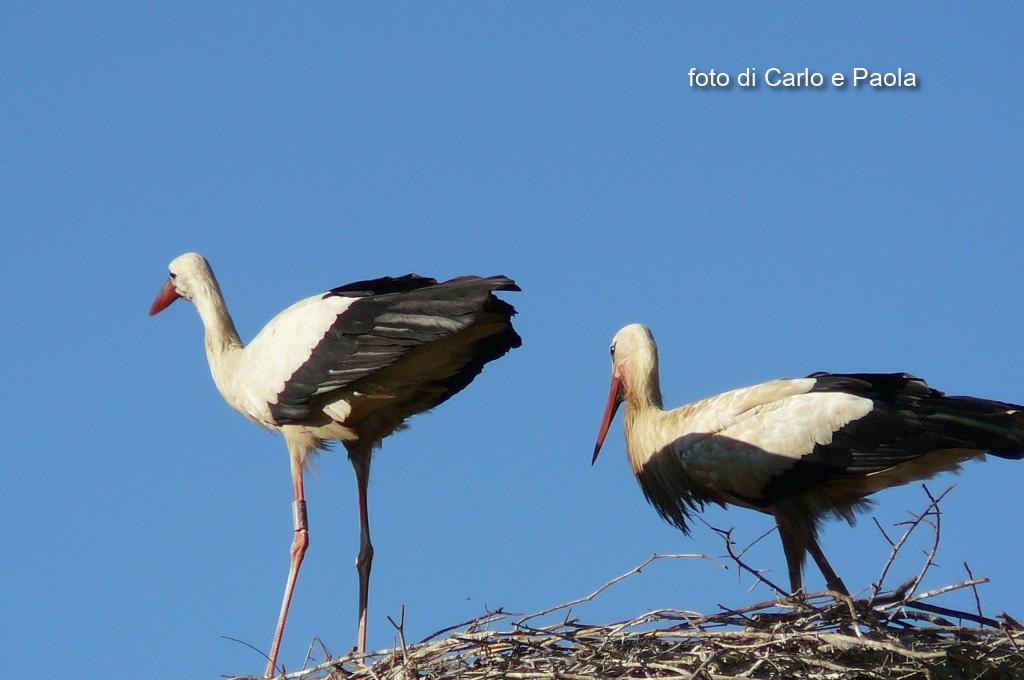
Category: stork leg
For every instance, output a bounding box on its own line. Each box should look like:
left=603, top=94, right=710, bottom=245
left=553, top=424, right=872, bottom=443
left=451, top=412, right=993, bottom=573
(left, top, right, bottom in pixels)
left=265, top=459, right=309, bottom=678
left=776, top=512, right=850, bottom=597
left=775, top=520, right=806, bottom=596
left=806, top=535, right=849, bottom=596
left=348, top=445, right=374, bottom=654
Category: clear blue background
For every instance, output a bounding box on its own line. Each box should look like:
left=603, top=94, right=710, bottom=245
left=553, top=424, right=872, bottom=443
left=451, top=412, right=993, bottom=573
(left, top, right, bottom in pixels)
left=4, top=3, right=1022, bottom=677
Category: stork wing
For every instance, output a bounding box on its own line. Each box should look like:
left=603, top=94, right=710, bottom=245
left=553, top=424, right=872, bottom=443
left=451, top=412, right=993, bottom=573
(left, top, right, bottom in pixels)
left=676, top=372, right=1024, bottom=506
left=269, top=274, right=520, bottom=423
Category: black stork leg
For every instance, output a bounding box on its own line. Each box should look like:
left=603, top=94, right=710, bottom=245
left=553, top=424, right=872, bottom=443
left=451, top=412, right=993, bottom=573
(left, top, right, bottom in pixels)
left=266, top=458, right=310, bottom=677
left=347, top=443, right=374, bottom=654
left=775, top=519, right=806, bottom=597
left=806, top=535, right=850, bottom=596
left=775, top=504, right=850, bottom=598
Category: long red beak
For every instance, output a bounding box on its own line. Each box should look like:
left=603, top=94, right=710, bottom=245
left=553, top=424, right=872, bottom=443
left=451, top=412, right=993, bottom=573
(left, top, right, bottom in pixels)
left=149, top=278, right=181, bottom=316
left=592, top=373, right=625, bottom=465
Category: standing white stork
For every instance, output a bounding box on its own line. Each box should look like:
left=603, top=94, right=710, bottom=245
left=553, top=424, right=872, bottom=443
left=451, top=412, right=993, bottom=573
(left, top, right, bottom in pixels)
left=592, top=323, right=1024, bottom=596
left=149, top=252, right=520, bottom=677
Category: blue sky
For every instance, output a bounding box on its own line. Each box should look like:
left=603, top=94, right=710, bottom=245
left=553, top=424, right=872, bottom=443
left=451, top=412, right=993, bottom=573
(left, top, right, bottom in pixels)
left=4, top=3, right=1023, bottom=677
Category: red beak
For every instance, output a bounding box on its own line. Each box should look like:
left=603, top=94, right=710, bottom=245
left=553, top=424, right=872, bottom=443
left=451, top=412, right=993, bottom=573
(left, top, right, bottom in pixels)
left=149, top=278, right=181, bottom=316
left=592, top=373, right=625, bottom=465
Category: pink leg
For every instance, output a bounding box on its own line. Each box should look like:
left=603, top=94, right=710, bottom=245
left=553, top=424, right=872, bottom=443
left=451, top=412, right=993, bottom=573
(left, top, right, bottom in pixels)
left=349, top=448, right=374, bottom=653
left=265, top=464, right=309, bottom=677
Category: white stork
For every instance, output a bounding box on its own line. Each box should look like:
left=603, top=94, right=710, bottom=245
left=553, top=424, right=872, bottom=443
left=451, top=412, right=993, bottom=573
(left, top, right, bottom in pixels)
left=592, top=323, right=1024, bottom=596
left=149, top=252, right=520, bottom=677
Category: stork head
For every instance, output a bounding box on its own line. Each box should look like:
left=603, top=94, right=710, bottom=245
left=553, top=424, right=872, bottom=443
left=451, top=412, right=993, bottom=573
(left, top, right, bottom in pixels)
left=592, top=323, right=660, bottom=464
left=149, top=252, right=215, bottom=315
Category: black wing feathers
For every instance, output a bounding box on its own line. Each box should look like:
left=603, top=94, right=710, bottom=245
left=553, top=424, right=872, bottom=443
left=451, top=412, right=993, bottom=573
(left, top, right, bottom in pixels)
left=326, top=274, right=439, bottom=297
left=271, top=275, right=520, bottom=424
left=763, top=372, right=1024, bottom=500
left=809, top=372, right=1024, bottom=460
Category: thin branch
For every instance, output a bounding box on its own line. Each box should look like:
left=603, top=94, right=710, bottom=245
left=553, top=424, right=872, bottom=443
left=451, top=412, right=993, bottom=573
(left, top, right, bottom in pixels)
left=904, top=600, right=1002, bottom=628
left=868, top=484, right=954, bottom=605
left=386, top=604, right=408, bottom=664
left=516, top=552, right=722, bottom=625
left=710, top=525, right=788, bottom=598
left=872, top=516, right=895, bottom=546
left=299, top=636, right=332, bottom=671
left=964, top=562, right=985, bottom=625
left=902, top=577, right=989, bottom=604
left=735, top=525, right=777, bottom=561
left=418, top=608, right=509, bottom=644
left=220, top=635, right=275, bottom=674
left=905, top=484, right=946, bottom=598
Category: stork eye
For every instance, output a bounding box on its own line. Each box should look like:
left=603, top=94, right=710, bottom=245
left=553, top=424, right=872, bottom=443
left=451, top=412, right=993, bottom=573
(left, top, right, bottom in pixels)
left=609, top=342, right=616, bottom=358
left=169, top=272, right=177, bottom=280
